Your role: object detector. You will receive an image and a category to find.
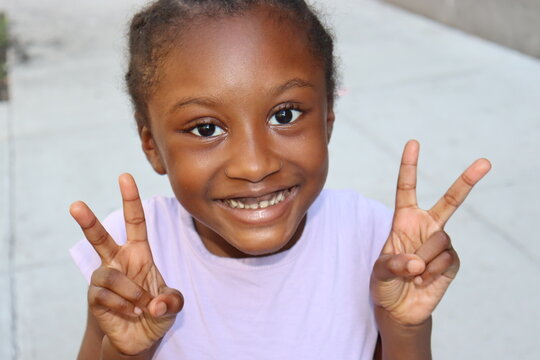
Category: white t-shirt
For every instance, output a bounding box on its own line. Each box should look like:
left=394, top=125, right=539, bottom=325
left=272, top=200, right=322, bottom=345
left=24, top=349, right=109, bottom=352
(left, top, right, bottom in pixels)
left=70, top=189, right=392, bottom=360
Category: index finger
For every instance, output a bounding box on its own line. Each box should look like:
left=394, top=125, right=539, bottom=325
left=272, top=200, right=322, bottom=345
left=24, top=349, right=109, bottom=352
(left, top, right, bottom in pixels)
left=70, top=201, right=119, bottom=263
left=119, top=173, right=149, bottom=245
left=429, top=158, right=491, bottom=226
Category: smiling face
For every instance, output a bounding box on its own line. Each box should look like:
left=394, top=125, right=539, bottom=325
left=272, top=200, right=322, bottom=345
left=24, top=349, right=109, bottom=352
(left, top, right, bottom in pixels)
left=140, top=6, right=334, bottom=258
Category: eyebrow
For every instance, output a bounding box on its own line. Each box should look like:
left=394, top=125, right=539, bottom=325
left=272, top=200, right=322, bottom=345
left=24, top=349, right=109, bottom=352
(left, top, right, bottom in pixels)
left=168, top=78, right=315, bottom=115
left=270, top=78, right=316, bottom=96
left=169, top=96, right=221, bottom=115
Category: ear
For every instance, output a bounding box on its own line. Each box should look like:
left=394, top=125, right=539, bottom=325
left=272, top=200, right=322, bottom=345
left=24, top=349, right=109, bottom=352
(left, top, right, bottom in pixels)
left=326, top=105, right=335, bottom=143
left=139, top=125, right=167, bottom=175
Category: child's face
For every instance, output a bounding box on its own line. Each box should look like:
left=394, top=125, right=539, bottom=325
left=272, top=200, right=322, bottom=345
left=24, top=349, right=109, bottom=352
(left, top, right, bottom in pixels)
left=141, top=6, right=334, bottom=257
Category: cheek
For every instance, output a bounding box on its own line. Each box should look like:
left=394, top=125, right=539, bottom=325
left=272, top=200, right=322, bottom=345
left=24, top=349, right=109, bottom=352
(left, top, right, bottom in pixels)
left=284, top=122, right=330, bottom=178
left=162, top=145, right=220, bottom=203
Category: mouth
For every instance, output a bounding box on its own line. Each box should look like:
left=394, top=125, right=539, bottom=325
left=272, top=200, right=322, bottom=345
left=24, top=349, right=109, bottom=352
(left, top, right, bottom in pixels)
left=218, top=186, right=296, bottom=210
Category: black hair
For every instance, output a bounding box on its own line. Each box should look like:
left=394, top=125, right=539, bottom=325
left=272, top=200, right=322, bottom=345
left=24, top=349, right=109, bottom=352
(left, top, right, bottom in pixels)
left=126, top=0, right=337, bottom=128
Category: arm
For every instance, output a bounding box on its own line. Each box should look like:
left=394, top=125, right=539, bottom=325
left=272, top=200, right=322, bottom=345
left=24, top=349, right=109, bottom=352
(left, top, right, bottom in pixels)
left=375, top=308, right=431, bottom=360
left=77, top=308, right=103, bottom=360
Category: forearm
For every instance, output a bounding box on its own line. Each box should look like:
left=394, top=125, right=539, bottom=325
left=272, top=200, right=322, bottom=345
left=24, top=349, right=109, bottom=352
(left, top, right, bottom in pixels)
left=101, top=336, right=161, bottom=360
left=375, top=306, right=432, bottom=360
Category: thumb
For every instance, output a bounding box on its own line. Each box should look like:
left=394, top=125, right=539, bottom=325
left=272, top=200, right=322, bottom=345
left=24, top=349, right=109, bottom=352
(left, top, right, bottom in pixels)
left=149, top=287, right=184, bottom=318
left=372, top=253, right=425, bottom=282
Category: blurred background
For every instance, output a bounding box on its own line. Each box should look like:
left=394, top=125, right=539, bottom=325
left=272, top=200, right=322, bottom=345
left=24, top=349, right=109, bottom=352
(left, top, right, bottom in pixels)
left=0, top=0, right=539, bottom=359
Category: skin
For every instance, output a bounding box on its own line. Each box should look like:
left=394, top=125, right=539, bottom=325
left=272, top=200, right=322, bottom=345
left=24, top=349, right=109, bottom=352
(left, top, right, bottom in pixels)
left=69, top=5, right=491, bottom=360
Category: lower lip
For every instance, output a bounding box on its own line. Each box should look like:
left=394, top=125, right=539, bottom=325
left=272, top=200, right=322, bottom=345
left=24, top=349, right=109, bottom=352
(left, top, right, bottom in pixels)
left=216, top=187, right=298, bottom=226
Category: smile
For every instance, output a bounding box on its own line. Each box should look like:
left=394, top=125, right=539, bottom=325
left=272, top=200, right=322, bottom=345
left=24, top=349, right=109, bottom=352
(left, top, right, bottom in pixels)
left=220, top=187, right=294, bottom=210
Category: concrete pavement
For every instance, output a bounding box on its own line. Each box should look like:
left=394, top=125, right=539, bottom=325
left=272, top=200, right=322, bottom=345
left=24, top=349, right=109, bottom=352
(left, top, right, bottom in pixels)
left=1, top=0, right=539, bottom=359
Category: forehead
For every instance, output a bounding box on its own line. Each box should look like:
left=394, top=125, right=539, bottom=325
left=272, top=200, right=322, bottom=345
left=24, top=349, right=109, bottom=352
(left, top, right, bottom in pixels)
left=150, top=6, right=326, bottom=111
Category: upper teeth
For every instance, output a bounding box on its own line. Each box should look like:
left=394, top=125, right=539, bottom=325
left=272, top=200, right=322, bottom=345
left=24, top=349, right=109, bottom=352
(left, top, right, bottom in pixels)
left=225, top=189, right=288, bottom=209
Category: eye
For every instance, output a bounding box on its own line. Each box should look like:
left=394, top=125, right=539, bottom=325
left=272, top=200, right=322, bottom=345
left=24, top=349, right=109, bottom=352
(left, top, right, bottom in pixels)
left=269, top=108, right=302, bottom=125
left=190, top=123, right=225, bottom=137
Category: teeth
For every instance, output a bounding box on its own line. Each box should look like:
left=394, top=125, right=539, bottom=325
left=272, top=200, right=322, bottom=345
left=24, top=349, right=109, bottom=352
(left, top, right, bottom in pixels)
left=225, top=189, right=291, bottom=210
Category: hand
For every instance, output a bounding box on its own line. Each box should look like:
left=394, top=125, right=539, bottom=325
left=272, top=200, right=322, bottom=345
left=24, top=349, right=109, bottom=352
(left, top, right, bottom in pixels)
left=70, top=174, right=184, bottom=355
left=370, top=140, right=491, bottom=326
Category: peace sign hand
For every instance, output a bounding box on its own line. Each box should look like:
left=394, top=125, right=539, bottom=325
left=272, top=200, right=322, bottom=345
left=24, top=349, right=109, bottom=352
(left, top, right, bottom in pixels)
left=70, top=174, right=184, bottom=356
left=370, top=140, right=491, bottom=326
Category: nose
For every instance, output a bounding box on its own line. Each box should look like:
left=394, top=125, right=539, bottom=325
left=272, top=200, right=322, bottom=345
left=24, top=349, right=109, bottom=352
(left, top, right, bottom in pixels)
left=224, top=130, right=282, bottom=183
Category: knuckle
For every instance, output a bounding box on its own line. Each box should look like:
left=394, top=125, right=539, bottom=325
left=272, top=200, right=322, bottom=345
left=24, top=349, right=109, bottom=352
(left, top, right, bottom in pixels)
left=171, top=290, right=184, bottom=311
left=430, top=211, right=442, bottom=224
left=90, top=266, right=108, bottom=285
left=461, top=173, right=475, bottom=187
left=178, top=293, right=185, bottom=311
left=92, top=231, right=109, bottom=246
left=81, top=215, right=97, bottom=230
left=125, top=216, right=145, bottom=226
left=425, top=264, right=438, bottom=276
left=440, top=251, right=454, bottom=267
left=117, top=299, right=132, bottom=313
left=443, top=193, right=461, bottom=208
left=449, top=249, right=460, bottom=264
left=92, top=287, right=110, bottom=305
left=454, top=252, right=461, bottom=270
left=87, top=286, right=97, bottom=304
left=389, top=256, right=406, bottom=273
left=101, top=268, right=119, bottom=288
left=425, top=252, right=452, bottom=275
left=131, top=287, right=147, bottom=305
left=437, top=231, right=451, bottom=248
left=373, top=255, right=387, bottom=271
left=397, top=183, right=416, bottom=191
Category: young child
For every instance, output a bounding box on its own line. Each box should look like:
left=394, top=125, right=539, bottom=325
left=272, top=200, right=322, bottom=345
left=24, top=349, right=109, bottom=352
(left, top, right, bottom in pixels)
left=69, top=0, right=491, bottom=359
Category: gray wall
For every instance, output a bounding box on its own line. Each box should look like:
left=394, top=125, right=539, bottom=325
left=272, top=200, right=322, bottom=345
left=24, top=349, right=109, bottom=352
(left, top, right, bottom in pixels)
left=382, top=0, right=540, bottom=59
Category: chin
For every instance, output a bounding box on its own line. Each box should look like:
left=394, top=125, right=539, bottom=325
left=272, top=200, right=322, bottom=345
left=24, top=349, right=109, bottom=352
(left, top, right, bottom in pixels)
left=228, top=228, right=295, bottom=257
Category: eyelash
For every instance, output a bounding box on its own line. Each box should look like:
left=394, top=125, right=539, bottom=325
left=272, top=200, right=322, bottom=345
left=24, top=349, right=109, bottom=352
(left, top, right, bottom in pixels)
left=184, top=103, right=304, bottom=138
left=187, top=120, right=225, bottom=138
left=268, top=104, right=303, bottom=126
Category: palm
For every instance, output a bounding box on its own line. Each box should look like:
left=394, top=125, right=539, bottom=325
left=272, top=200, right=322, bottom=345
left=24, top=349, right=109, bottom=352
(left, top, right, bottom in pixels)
left=371, top=140, right=491, bottom=326
left=94, top=245, right=173, bottom=354
left=377, top=209, right=450, bottom=324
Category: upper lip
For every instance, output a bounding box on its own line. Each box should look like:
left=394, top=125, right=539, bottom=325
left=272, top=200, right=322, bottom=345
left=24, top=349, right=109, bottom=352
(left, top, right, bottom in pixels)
left=215, top=185, right=296, bottom=200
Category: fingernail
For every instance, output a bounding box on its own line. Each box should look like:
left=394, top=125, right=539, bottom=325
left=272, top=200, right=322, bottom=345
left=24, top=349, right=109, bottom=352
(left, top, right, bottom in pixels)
left=414, top=276, right=423, bottom=285
left=134, top=306, right=142, bottom=315
left=407, top=260, right=423, bottom=274
left=155, top=302, right=167, bottom=317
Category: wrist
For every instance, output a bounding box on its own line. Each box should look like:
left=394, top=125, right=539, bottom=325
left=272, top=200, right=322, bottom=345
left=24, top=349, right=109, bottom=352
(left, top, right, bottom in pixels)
left=101, top=336, right=160, bottom=360
left=375, top=305, right=432, bottom=333
left=375, top=306, right=432, bottom=360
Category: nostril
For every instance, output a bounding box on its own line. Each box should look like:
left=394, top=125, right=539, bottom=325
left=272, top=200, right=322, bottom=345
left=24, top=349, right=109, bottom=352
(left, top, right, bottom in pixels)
left=224, top=159, right=283, bottom=182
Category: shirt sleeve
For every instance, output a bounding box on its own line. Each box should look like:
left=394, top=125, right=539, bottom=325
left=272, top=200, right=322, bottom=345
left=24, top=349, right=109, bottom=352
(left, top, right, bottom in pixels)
left=69, top=208, right=127, bottom=283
